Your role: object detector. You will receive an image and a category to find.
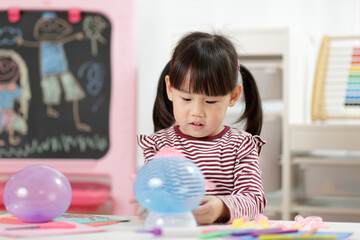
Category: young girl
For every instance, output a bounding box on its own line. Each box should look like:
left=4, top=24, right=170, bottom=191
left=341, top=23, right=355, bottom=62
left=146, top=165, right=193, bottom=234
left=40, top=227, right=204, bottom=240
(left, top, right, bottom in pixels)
left=138, top=31, right=266, bottom=225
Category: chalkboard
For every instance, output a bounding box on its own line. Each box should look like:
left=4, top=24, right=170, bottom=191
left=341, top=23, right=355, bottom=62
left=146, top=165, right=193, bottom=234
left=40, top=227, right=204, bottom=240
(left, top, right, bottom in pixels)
left=0, top=10, right=111, bottom=159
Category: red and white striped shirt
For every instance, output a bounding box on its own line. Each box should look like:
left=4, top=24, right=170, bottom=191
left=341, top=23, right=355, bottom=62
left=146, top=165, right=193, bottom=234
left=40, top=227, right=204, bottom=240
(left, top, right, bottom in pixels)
left=137, top=125, right=266, bottom=223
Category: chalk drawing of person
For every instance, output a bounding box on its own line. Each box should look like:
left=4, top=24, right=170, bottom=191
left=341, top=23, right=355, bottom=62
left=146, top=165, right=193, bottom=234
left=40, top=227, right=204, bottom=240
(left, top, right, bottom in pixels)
left=0, top=49, right=31, bottom=146
left=17, top=12, right=91, bottom=132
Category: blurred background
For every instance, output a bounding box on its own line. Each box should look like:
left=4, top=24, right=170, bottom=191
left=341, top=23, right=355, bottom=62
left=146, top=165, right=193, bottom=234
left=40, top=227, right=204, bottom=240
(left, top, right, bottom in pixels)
left=137, top=0, right=360, bottom=137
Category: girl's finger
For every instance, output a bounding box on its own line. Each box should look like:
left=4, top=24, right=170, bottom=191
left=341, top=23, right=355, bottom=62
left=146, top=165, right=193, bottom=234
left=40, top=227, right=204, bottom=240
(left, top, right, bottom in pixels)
left=136, top=206, right=148, bottom=220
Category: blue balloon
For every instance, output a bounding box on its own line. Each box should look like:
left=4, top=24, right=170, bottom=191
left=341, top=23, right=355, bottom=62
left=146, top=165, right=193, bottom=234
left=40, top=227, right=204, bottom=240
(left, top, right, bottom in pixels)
left=134, top=156, right=205, bottom=213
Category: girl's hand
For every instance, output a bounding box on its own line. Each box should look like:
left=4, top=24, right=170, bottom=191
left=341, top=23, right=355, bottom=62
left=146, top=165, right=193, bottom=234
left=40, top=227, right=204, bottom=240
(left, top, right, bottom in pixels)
left=192, top=195, right=230, bottom=225
left=129, top=197, right=148, bottom=220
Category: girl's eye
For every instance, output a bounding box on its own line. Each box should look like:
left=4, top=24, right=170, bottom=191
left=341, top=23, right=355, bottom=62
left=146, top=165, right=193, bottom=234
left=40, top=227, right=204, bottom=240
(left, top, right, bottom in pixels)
left=182, top=97, right=191, bottom=102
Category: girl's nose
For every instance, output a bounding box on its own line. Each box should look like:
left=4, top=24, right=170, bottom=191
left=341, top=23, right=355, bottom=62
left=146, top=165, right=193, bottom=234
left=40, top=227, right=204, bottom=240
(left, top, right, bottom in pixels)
left=191, top=101, right=205, bottom=117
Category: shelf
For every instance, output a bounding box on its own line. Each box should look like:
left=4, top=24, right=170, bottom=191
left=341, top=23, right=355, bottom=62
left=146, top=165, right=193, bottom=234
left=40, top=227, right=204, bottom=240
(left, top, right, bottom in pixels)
left=288, top=124, right=360, bottom=221
left=263, top=100, right=284, bottom=119
left=293, top=156, right=360, bottom=166
left=293, top=196, right=360, bottom=221
left=265, top=189, right=282, bottom=208
left=227, top=28, right=309, bottom=221
left=227, top=100, right=283, bottom=119
left=289, top=124, right=360, bottom=151
left=263, top=190, right=282, bottom=220
left=240, top=57, right=282, bottom=70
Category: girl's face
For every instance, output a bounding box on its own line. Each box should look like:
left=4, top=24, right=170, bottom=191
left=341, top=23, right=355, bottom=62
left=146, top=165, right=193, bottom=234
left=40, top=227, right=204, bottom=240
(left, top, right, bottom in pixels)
left=165, top=76, right=241, bottom=138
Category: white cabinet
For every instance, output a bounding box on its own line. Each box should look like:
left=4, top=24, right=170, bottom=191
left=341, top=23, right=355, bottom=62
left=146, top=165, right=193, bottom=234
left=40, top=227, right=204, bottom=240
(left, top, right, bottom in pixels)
left=286, top=124, right=360, bottom=222
left=224, top=29, right=360, bottom=222
left=224, top=28, right=308, bottom=220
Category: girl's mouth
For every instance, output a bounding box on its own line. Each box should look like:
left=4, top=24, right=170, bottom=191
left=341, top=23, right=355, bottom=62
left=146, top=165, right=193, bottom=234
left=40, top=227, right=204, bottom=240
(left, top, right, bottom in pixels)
left=191, top=122, right=204, bottom=129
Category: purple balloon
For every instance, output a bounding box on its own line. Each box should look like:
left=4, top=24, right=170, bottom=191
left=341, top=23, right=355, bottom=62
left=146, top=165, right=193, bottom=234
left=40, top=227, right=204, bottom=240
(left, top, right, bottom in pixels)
left=3, top=165, right=72, bottom=223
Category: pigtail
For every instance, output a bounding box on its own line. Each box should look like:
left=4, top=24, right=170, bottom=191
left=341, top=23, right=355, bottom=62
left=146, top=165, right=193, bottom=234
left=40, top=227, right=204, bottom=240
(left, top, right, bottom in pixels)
left=153, top=61, right=175, bottom=132
left=238, top=64, right=263, bottom=135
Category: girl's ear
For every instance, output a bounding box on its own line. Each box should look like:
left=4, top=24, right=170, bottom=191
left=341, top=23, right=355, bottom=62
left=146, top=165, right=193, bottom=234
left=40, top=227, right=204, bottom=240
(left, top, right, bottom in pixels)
left=229, top=84, right=242, bottom=107
left=165, top=75, right=173, bottom=101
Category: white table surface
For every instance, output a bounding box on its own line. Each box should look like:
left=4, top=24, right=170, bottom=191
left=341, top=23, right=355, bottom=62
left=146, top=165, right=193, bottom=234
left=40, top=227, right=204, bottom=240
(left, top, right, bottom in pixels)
left=0, top=213, right=359, bottom=239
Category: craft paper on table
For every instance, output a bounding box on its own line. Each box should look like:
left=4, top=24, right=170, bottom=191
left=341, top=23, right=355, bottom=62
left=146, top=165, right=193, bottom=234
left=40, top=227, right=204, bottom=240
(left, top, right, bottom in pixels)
left=225, top=231, right=353, bottom=240
left=0, top=213, right=129, bottom=226
left=54, top=213, right=130, bottom=224
left=0, top=222, right=104, bottom=238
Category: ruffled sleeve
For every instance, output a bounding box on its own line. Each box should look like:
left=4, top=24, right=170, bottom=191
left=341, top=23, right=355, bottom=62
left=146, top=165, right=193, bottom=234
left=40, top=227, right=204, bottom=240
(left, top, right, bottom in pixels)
left=235, top=134, right=265, bottom=164
left=137, top=134, right=159, bottom=163
left=252, top=135, right=266, bottom=154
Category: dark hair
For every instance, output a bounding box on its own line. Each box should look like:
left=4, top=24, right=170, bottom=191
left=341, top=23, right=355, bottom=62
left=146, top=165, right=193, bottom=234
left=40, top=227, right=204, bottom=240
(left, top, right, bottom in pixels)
left=153, top=31, right=263, bottom=135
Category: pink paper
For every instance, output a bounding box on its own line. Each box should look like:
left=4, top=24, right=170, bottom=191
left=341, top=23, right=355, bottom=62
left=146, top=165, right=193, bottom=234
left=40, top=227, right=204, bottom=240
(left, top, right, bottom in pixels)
left=0, top=222, right=104, bottom=238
